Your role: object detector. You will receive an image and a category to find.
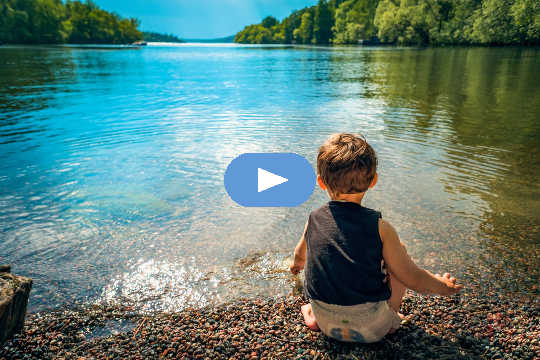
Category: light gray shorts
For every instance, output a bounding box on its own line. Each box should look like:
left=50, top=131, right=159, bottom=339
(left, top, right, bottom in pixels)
left=310, top=299, right=402, bottom=343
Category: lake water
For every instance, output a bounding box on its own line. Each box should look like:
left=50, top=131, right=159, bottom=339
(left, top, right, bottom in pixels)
left=0, top=44, right=538, bottom=313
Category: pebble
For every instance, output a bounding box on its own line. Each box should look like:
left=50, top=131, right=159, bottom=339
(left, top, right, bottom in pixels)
left=0, top=292, right=538, bottom=359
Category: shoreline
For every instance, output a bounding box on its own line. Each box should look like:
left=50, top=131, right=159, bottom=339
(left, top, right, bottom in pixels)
left=1, top=43, right=539, bottom=48
left=1, top=292, right=538, bottom=359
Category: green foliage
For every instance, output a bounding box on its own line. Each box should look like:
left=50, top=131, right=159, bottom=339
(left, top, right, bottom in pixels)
left=313, top=0, right=333, bottom=44
left=234, top=0, right=539, bottom=45
left=511, top=0, right=540, bottom=43
left=261, top=16, right=278, bottom=29
left=472, top=0, right=519, bottom=44
left=281, top=9, right=309, bottom=43
left=0, top=0, right=66, bottom=43
left=333, top=0, right=378, bottom=44
left=374, top=0, right=441, bottom=45
left=143, top=32, right=183, bottom=43
left=435, top=0, right=478, bottom=45
left=471, top=0, right=540, bottom=44
left=0, top=0, right=142, bottom=44
left=235, top=24, right=274, bottom=44
left=295, top=10, right=314, bottom=44
left=374, top=0, right=540, bottom=45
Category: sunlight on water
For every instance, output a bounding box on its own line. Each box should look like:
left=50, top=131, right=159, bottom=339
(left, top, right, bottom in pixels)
left=0, top=45, right=538, bottom=312
left=99, top=253, right=295, bottom=313
left=100, top=258, right=217, bottom=311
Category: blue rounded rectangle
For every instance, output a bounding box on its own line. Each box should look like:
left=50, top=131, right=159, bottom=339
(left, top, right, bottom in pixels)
left=224, top=153, right=316, bottom=207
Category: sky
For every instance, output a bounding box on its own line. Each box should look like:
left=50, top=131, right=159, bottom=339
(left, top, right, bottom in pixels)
left=94, top=0, right=317, bottom=39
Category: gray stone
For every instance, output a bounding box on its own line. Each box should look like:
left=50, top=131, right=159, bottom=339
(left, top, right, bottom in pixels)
left=0, top=266, right=32, bottom=344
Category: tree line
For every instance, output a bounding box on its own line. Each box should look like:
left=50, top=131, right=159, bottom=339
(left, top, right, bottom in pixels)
left=234, top=0, right=539, bottom=46
left=143, top=32, right=184, bottom=43
left=0, top=0, right=142, bottom=44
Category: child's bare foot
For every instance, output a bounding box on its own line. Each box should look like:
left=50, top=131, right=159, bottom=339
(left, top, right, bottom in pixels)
left=301, top=304, right=320, bottom=331
left=388, top=312, right=405, bottom=334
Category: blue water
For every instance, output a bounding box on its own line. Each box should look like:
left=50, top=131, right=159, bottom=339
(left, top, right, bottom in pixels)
left=1, top=44, right=538, bottom=312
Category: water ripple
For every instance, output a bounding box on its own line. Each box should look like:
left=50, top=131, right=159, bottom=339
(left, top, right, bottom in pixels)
left=0, top=45, right=538, bottom=312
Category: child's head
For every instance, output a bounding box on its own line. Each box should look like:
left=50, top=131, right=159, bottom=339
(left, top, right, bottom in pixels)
left=317, top=133, right=377, bottom=197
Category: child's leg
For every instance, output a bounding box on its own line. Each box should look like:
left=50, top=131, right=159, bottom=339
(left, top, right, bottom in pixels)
left=387, top=270, right=406, bottom=314
left=387, top=271, right=406, bottom=334
left=301, top=303, right=320, bottom=331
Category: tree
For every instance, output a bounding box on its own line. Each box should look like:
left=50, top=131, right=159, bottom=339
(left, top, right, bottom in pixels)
left=261, top=16, right=278, bottom=29
left=0, top=0, right=142, bottom=44
left=235, top=24, right=275, bottom=44
left=280, top=9, right=305, bottom=43
left=0, top=1, right=31, bottom=43
left=510, top=0, right=540, bottom=44
left=233, top=0, right=540, bottom=45
left=472, top=0, right=518, bottom=45
left=375, top=0, right=446, bottom=45
left=313, top=0, right=333, bottom=44
left=294, top=10, right=314, bottom=44
left=143, top=31, right=184, bottom=43
left=333, top=0, right=379, bottom=44
left=437, top=0, right=479, bottom=45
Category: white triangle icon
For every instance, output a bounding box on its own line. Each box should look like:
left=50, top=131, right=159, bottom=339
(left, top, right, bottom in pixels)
left=258, top=168, right=288, bottom=192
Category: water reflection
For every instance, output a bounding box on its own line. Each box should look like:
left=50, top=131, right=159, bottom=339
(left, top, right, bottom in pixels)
left=0, top=45, right=538, bottom=312
left=362, top=48, right=540, bottom=292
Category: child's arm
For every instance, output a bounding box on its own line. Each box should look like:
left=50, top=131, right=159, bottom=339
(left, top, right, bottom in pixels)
left=290, top=221, right=309, bottom=275
left=379, top=218, right=463, bottom=296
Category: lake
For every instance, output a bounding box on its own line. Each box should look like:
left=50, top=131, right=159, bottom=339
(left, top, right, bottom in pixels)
left=0, top=44, right=538, bottom=313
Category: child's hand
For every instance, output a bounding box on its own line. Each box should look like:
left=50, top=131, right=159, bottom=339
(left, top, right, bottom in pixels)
left=290, top=256, right=305, bottom=275
left=435, top=273, right=463, bottom=296
left=290, top=221, right=308, bottom=275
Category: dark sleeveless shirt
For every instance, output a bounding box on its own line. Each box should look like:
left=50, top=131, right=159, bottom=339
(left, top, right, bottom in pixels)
left=304, top=201, right=391, bottom=306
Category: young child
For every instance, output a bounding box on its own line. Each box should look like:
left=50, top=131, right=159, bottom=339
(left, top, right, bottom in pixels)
left=290, top=133, right=463, bottom=343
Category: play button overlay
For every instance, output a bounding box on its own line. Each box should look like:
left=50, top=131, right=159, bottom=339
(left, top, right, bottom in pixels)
left=258, top=168, right=288, bottom=192
left=225, top=153, right=316, bottom=207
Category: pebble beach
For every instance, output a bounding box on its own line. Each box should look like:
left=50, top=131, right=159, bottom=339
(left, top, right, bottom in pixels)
left=2, top=290, right=538, bottom=360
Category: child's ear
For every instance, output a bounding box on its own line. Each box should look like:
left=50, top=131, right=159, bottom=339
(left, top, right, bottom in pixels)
left=369, top=172, right=378, bottom=188
left=317, top=175, right=327, bottom=190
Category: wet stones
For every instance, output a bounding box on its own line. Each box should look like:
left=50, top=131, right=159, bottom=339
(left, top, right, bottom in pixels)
left=0, top=266, right=32, bottom=344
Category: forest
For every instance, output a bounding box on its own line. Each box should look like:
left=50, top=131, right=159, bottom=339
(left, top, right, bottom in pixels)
left=234, top=0, right=540, bottom=46
left=0, top=0, right=142, bottom=44
left=143, top=32, right=183, bottom=43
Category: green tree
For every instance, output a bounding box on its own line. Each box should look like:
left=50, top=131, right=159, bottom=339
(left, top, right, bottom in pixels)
left=333, top=0, right=379, bottom=44
left=143, top=31, right=184, bottom=43
left=233, top=0, right=540, bottom=45
left=280, top=9, right=305, bottom=43
left=313, top=0, right=333, bottom=44
left=261, top=15, right=278, bottom=29
left=294, top=10, right=314, bottom=44
left=510, top=0, right=540, bottom=44
left=472, top=0, right=519, bottom=44
left=0, top=1, right=30, bottom=43
left=437, top=0, right=479, bottom=45
left=0, top=0, right=142, bottom=44
left=0, top=0, right=66, bottom=43
left=374, top=0, right=445, bottom=45
left=234, top=24, right=275, bottom=44
left=472, top=0, right=539, bottom=45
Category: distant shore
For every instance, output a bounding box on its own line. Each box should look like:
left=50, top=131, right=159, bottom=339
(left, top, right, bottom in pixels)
left=1, top=291, right=537, bottom=359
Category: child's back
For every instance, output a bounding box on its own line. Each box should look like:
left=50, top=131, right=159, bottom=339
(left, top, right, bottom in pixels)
left=290, top=133, right=462, bottom=343
left=304, top=201, right=389, bottom=306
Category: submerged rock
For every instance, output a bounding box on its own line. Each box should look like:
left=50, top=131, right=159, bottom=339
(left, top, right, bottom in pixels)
left=0, top=266, right=32, bottom=344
